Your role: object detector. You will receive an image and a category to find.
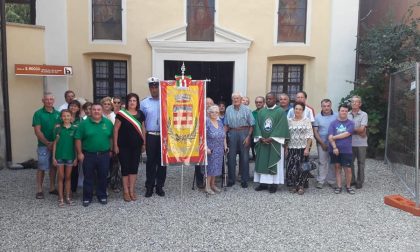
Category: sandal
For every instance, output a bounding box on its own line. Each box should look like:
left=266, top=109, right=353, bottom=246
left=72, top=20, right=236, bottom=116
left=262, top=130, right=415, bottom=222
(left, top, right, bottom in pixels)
left=123, top=192, right=131, bottom=202
left=35, top=192, right=44, bottom=199
left=58, top=199, right=65, bottom=208
left=130, top=191, right=137, bottom=201
left=65, top=198, right=76, bottom=206
left=297, top=187, right=305, bottom=195
left=334, top=187, right=342, bottom=194
left=346, top=187, right=355, bottom=195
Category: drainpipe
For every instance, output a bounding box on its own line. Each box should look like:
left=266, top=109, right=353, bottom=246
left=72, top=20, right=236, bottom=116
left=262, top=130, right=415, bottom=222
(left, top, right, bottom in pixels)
left=354, top=0, right=362, bottom=84
left=0, top=0, right=12, bottom=168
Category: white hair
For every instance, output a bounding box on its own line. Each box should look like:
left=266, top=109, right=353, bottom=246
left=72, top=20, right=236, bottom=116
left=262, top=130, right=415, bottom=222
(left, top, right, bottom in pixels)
left=207, top=105, right=220, bottom=113
left=231, top=91, right=242, bottom=99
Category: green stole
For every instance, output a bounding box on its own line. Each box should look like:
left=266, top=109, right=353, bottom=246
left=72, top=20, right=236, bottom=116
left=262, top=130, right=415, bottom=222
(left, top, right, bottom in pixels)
left=117, top=109, right=145, bottom=142
left=254, top=105, right=290, bottom=175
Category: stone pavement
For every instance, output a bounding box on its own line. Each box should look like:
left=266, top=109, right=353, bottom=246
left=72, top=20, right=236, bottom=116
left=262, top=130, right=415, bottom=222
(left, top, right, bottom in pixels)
left=0, top=159, right=419, bottom=251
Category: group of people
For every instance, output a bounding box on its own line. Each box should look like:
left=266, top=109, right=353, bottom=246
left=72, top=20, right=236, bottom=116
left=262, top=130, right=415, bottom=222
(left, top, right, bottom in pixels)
left=191, top=90, right=367, bottom=197
left=32, top=78, right=165, bottom=207
left=32, top=78, right=368, bottom=207
left=227, top=91, right=368, bottom=195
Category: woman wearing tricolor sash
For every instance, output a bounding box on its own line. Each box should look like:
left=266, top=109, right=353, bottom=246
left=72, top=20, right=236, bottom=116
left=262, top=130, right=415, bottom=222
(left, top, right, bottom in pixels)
left=113, top=93, right=146, bottom=202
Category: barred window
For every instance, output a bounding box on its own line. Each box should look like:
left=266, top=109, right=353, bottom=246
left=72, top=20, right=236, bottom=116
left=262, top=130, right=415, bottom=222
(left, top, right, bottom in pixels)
left=93, top=60, right=127, bottom=102
left=271, top=64, right=304, bottom=102
left=187, top=0, right=215, bottom=41
left=277, top=0, right=307, bottom=43
left=92, top=0, right=122, bottom=40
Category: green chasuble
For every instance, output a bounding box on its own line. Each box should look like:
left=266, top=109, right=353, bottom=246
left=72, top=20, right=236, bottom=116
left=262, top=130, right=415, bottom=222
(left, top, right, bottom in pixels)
left=254, top=106, right=290, bottom=175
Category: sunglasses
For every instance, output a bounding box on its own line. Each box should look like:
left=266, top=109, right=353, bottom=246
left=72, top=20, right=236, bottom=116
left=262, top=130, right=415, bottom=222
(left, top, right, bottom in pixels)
left=113, top=101, right=121, bottom=104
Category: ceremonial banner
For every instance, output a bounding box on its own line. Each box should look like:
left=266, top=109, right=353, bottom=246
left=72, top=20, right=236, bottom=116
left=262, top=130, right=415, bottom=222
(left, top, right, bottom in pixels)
left=160, top=79, right=206, bottom=166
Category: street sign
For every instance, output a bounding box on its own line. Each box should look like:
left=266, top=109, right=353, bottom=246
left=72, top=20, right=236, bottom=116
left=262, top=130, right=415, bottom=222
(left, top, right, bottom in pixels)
left=15, top=64, right=73, bottom=76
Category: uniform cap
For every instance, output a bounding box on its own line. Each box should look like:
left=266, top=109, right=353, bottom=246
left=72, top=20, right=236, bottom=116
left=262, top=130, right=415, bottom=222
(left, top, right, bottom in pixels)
left=147, top=77, right=160, bottom=86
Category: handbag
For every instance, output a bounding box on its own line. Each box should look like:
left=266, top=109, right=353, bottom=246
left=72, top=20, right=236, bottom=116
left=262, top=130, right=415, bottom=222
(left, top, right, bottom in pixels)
left=301, top=160, right=317, bottom=172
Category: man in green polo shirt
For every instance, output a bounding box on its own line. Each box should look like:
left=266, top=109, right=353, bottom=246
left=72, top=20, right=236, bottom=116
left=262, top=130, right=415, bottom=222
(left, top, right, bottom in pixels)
left=75, top=103, right=113, bottom=207
left=32, top=92, right=61, bottom=199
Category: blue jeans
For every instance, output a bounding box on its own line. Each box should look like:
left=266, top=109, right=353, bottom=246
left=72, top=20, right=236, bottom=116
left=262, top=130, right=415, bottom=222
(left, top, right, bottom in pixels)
left=227, top=129, right=250, bottom=184
left=37, top=146, right=51, bottom=171
left=83, top=151, right=110, bottom=202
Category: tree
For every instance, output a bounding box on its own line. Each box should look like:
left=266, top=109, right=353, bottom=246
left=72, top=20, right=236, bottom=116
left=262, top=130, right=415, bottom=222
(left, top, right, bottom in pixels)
left=341, top=5, right=420, bottom=158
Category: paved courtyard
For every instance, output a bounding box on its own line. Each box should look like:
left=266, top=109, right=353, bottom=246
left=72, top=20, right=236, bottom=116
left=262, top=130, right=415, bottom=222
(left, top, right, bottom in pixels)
left=0, top=159, right=419, bottom=251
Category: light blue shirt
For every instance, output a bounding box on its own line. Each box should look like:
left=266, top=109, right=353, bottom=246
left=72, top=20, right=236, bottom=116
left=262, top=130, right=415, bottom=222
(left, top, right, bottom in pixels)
left=140, top=96, right=160, bottom=132
left=225, top=104, right=255, bottom=128
left=313, top=111, right=337, bottom=144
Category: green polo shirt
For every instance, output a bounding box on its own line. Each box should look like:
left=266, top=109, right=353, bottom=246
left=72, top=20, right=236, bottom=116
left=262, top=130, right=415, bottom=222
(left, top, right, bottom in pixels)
left=54, top=125, right=76, bottom=160
left=75, top=117, right=113, bottom=152
left=32, top=107, right=61, bottom=147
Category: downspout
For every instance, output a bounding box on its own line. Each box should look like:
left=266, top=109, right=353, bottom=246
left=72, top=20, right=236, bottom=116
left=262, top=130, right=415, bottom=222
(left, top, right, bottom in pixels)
left=354, top=0, right=362, bottom=83
left=1, top=0, right=12, bottom=166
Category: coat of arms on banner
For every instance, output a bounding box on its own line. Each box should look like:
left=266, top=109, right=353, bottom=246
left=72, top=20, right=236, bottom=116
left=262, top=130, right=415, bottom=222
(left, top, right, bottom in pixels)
left=160, top=63, right=206, bottom=166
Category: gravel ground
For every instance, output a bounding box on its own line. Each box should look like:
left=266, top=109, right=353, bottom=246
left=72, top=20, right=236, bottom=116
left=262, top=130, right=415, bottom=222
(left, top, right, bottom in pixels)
left=0, top=159, right=419, bottom=251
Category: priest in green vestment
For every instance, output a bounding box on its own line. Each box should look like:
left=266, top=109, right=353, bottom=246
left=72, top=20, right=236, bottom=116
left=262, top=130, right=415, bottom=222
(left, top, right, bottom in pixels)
left=253, top=92, right=290, bottom=193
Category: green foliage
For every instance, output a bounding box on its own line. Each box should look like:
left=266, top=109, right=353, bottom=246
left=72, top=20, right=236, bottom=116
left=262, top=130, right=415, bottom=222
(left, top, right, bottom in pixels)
left=5, top=3, right=31, bottom=24
left=341, top=5, right=420, bottom=158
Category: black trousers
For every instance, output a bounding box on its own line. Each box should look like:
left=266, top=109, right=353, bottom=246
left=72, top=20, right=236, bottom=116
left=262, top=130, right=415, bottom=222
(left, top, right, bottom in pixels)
left=71, top=165, right=78, bottom=193
left=195, top=165, right=204, bottom=186
left=145, top=134, right=166, bottom=188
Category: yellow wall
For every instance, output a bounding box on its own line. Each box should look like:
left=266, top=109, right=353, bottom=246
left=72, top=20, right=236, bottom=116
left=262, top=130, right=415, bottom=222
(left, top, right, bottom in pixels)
left=67, top=0, right=185, bottom=101
left=67, top=0, right=332, bottom=110
left=6, top=0, right=334, bottom=162
left=219, top=0, right=331, bottom=108
left=7, top=23, right=45, bottom=162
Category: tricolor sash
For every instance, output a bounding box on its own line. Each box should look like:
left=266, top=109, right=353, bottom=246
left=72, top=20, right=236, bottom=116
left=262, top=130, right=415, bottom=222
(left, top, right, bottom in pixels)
left=117, top=109, right=145, bottom=142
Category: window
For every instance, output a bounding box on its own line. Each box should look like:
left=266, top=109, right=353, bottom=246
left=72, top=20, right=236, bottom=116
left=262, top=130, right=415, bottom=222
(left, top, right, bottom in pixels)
left=187, top=0, right=215, bottom=41
left=93, top=60, right=127, bottom=102
left=92, top=0, right=122, bottom=40
left=271, top=64, right=304, bottom=101
left=5, top=0, right=35, bottom=25
left=277, top=0, right=307, bottom=43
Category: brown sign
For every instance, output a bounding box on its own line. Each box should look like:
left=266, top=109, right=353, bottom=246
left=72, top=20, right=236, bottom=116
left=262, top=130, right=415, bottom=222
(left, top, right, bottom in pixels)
left=15, top=64, right=73, bottom=76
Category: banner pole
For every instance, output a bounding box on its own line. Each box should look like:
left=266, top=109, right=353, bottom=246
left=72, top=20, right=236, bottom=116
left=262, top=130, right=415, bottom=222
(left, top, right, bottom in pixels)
left=415, top=62, right=419, bottom=207
left=181, top=164, right=184, bottom=198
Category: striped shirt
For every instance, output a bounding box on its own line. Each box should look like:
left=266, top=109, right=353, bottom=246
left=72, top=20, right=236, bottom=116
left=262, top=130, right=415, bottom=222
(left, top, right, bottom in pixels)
left=225, top=104, right=255, bottom=128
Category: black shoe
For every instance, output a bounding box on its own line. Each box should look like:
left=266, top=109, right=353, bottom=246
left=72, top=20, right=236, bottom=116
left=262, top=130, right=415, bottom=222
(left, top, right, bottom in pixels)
left=49, top=189, right=58, bottom=195
left=304, top=181, right=309, bottom=188
left=241, top=182, right=248, bottom=188
left=82, top=200, right=91, bottom=207
left=99, top=198, right=107, bottom=205
left=156, top=187, right=165, bottom=197
left=145, top=187, right=153, bottom=198
left=227, top=182, right=235, bottom=187
left=269, top=184, right=278, bottom=193
left=255, top=184, right=268, bottom=191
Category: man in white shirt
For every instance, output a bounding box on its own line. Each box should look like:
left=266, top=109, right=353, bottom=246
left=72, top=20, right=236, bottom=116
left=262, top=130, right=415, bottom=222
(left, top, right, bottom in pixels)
left=287, top=91, right=315, bottom=123
left=58, top=90, right=76, bottom=111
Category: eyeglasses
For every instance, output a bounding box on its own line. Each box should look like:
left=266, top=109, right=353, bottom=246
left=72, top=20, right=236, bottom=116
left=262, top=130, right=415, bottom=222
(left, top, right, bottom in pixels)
left=113, top=101, right=121, bottom=104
